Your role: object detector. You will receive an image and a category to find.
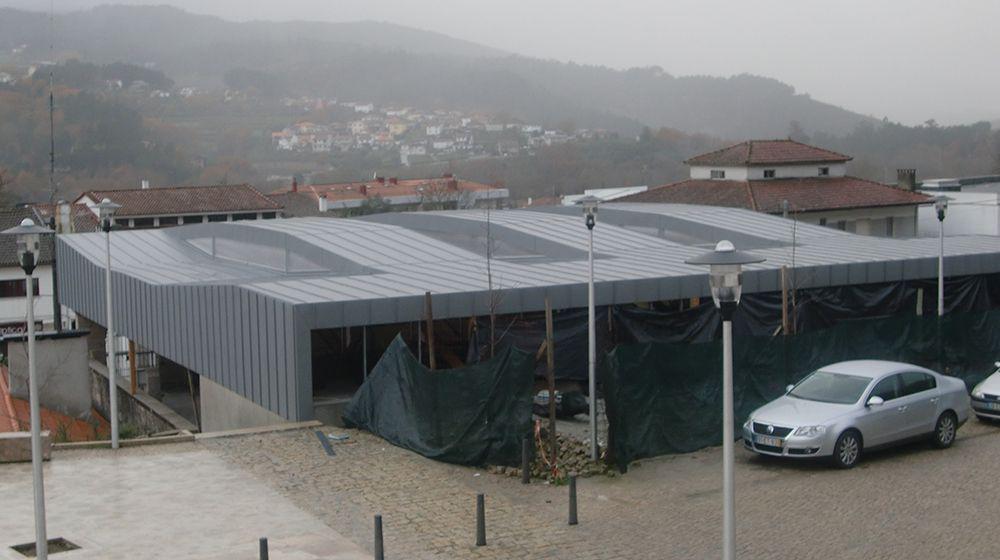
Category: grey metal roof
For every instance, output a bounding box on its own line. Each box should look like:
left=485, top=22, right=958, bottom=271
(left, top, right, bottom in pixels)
left=55, top=203, right=1000, bottom=422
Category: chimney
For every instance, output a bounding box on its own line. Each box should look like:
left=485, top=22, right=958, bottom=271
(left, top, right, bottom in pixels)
left=141, top=179, right=150, bottom=190
left=447, top=178, right=459, bottom=191
left=57, top=199, right=73, bottom=233
left=291, top=177, right=298, bottom=192
left=897, top=169, right=917, bottom=191
left=389, top=177, right=398, bottom=185
left=375, top=176, right=385, bottom=185
left=360, top=184, right=368, bottom=196
left=318, top=193, right=329, bottom=212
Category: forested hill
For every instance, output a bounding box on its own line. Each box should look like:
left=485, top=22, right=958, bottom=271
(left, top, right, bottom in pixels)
left=0, top=4, right=874, bottom=138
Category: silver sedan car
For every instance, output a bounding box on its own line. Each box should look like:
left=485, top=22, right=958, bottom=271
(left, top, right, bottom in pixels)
left=742, top=360, right=971, bottom=468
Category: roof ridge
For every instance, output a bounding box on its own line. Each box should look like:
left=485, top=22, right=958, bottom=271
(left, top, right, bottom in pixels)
left=682, top=140, right=748, bottom=165
left=87, top=183, right=256, bottom=194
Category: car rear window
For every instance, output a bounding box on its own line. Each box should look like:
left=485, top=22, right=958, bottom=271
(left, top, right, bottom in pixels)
left=900, top=371, right=936, bottom=396
left=789, top=370, right=872, bottom=404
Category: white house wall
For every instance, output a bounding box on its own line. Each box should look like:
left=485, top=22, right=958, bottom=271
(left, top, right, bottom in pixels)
left=690, top=163, right=847, bottom=180
left=0, top=264, right=55, bottom=332
left=917, top=191, right=1000, bottom=237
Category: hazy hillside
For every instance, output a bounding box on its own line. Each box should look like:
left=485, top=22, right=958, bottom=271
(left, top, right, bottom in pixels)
left=0, top=5, right=874, bottom=138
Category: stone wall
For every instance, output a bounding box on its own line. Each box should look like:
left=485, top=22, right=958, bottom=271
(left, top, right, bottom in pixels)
left=91, top=362, right=197, bottom=435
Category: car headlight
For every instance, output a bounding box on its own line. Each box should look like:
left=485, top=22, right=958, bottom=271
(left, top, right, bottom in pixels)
left=972, top=387, right=985, bottom=399
left=793, top=425, right=826, bottom=437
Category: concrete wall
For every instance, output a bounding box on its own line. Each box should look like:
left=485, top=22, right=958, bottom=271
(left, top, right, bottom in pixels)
left=8, top=332, right=91, bottom=418
left=199, top=376, right=286, bottom=432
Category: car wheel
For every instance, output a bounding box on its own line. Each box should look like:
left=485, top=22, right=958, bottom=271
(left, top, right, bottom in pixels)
left=832, top=430, right=862, bottom=469
left=932, top=411, right=958, bottom=449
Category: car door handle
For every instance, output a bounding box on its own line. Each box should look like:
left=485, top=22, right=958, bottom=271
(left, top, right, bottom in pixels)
left=930, top=397, right=939, bottom=403
left=896, top=406, right=908, bottom=412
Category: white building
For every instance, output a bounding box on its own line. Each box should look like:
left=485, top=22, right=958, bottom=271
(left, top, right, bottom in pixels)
left=619, top=140, right=931, bottom=238
left=917, top=176, right=1000, bottom=237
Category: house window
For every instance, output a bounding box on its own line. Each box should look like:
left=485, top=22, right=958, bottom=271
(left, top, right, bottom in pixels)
left=0, top=278, right=39, bottom=298
left=232, top=213, right=257, bottom=221
left=207, top=214, right=228, bottom=222
left=763, top=169, right=776, bottom=178
left=261, top=212, right=277, bottom=219
left=710, top=170, right=726, bottom=179
left=836, top=221, right=847, bottom=231
left=819, top=218, right=827, bottom=226
left=158, top=216, right=179, bottom=226
left=132, top=218, right=154, bottom=228
left=181, top=216, right=204, bottom=225
left=819, top=167, right=830, bottom=176
left=886, top=217, right=895, bottom=237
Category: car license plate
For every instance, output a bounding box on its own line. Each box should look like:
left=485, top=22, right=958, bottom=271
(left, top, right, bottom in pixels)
left=754, top=435, right=782, bottom=447
left=987, top=402, right=1000, bottom=411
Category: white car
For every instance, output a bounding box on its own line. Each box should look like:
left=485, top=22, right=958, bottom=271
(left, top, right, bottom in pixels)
left=970, top=362, right=1000, bottom=421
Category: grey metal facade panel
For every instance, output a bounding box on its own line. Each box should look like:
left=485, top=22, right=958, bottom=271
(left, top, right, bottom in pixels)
left=55, top=235, right=300, bottom=421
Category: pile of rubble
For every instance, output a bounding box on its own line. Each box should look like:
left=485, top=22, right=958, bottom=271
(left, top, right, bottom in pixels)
left=487, top=429, right=616, bottom=482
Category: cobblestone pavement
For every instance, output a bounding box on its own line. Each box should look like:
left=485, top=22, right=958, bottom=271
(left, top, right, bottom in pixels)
left=205, top=418, right=1000, bottom=560
left=0, top=443, right=367, bottom=560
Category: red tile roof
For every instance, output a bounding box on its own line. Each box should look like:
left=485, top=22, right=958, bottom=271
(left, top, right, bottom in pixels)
left=685, top=140, right=852, bottom=167
left=31, top=203, right=101, bottom=233
left=619, top=177, right=932, bottom=213
left=272, top=176, right=502, bottom=206
left=75, top=184, right=282, bottom=218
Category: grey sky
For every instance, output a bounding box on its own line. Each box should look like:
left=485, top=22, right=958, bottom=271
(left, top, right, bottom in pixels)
left=8, top=0, right=1000, bottom=125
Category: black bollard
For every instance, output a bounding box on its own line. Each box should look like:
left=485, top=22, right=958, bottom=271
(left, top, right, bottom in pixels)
left=568, top=474, right=578, bottom=526
left=521, top=437, right=531, bottom=484
left=374, top=514, right=384, bottom=560
left=476, top=494, right=487, bottom=546
left=259, top=537, right=269, bottom=560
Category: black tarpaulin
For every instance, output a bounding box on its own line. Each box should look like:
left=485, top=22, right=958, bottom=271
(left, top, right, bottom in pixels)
left=602, top=310, right=1000, bottom=472
left=343, top=335, right=535, bottom=466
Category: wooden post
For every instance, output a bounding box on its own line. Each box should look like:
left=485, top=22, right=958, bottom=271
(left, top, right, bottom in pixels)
left=425, top=291, right=437, bottom=370
left=780, top=266, right=789, bottom=336
left=128, top=339, right=137, bottom=395
left=186, top=369, right=201, bottom=431
left=545, top=297, right=557, bottom=465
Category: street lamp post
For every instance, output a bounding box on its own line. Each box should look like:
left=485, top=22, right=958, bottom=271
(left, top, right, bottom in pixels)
left=579, top=195, right=600, bottom=461
left=935, top=197, right=948, bottom=317
left=96, top=198, right=122, bottom=449
left=3, top=218, right=54, bottom=560
left=686, top=240, right=764, bottom=560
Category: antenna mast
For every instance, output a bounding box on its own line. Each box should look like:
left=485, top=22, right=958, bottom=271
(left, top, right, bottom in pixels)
left=48, top=0, right=56, bottom=203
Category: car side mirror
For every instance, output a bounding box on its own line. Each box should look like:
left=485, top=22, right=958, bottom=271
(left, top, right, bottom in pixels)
left=994, top=361, right=1000, bottom=369
left=785, top=384, right=795, bottom=393
left=866, top=396, right=884, bottom=408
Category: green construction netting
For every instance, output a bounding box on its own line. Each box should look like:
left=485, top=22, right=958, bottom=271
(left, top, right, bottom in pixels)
left=602, top=311, right=1000, bottom=472
left=343, top=334, right=535, bottom=466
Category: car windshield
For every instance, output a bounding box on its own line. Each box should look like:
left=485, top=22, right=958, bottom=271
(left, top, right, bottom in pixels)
left=789, top=370, right=871, bottom=404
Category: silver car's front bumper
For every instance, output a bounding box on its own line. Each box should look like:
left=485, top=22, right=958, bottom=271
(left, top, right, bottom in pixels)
left=742, top=425, right=829, bottom=458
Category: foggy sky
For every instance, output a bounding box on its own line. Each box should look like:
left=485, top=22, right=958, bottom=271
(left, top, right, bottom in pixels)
left=6, top=0, right=999, bottom=126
